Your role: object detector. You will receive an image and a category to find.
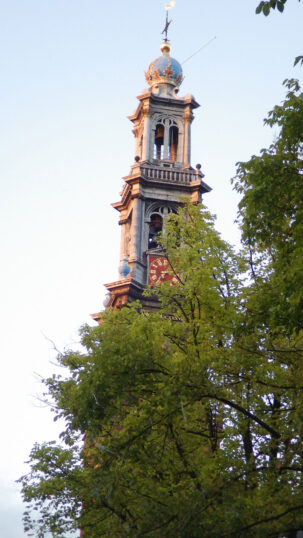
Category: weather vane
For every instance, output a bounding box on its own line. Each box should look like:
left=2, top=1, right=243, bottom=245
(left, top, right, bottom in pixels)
left=162, top=1, right=176, bottom=41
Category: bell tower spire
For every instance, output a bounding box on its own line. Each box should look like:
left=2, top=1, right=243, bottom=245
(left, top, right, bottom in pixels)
left=92, top=9, right=211, bottom=317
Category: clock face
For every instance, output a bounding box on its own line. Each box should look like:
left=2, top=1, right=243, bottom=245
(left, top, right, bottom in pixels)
left=148, top=256, right=178, bottom=286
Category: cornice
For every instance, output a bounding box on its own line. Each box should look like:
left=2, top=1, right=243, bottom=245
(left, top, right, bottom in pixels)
left=128, top=90, right=200, bottom=124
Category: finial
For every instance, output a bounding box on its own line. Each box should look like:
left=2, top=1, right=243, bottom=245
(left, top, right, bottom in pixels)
left=162, top=1, right=176, bottom=44
left=119, top=256, right=131, bottom=279
left=196, top=164, right=205, bottom=179
left=103, top=292, right=112, bottom=308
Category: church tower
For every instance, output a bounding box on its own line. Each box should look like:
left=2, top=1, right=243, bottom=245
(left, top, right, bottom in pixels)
left=93, top=23, right=211, bottom=316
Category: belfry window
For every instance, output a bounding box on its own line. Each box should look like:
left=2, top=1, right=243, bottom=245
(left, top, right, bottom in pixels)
left=168, top=126, right=178, bottom=161
left=154, top=124, right=164, bottom=160
left=148, top=213, right=163, bottom=248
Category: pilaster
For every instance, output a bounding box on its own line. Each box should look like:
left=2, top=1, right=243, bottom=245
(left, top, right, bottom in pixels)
left=183, top=107, right=194, bottom=167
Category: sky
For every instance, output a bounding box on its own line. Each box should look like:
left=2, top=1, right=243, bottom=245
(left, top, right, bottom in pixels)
left=0, top=0, right=302, bottom=535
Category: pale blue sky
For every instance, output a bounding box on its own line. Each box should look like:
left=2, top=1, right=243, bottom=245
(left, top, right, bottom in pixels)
left=0, top=0, right=302, bottom=535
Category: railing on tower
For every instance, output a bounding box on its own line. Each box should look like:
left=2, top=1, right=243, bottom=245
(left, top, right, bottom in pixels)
left=140, top=165, right=200, bottom=185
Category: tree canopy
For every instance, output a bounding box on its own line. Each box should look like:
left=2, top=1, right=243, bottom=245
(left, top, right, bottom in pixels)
left=19, top=79, right=303, bottom=536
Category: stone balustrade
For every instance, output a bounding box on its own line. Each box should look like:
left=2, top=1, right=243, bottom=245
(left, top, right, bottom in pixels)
left=141, top=165, right=200, bottom=185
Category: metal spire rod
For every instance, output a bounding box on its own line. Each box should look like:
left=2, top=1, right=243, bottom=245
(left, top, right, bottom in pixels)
left=162, top=10, right=172, bottom=41
left=162, top=1, right=176, bottom=41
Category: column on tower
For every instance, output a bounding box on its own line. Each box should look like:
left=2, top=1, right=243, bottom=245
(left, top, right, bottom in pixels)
left=183, top=105, right=193, bottom=167
left=142, top=108, right=152, bottom=162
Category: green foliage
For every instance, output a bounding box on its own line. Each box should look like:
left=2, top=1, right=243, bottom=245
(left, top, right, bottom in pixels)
left=255, top=0, right=300, bottom=16
left=19, top=200, right=303, bottom=536
left=294, top=56, right=303, bottom=67
left=233, top=79, right=303, bottom=334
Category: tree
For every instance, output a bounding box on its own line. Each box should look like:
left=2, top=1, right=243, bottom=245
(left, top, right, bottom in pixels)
left=231, top=79, right=303, bottom=536
left=19, top=186, right=303, bottom=535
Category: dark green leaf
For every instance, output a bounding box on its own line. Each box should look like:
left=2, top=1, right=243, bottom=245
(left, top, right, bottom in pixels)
left=256, top=1, right=264, bottom=13
left=294, top=55, right=303, bottom=66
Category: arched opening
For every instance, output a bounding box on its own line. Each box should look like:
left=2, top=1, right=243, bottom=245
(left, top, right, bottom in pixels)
left=154, top=124, right=164, bottom=160
left=169, top=126, right=178, bottom=161
left=148, top=213, right=163, bottom=249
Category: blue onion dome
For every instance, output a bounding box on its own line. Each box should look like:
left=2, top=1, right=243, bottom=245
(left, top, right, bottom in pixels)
left=145, top=41, right=183, bottom=89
